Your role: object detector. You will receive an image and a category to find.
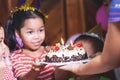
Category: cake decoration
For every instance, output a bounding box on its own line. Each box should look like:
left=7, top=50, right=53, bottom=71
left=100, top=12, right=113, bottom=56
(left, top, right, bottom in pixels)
left=44, top=38, right=88, bottom=63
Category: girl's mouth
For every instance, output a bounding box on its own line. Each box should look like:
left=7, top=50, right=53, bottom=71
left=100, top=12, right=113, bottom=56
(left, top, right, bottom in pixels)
left=33, top=41, right=41, bottom=46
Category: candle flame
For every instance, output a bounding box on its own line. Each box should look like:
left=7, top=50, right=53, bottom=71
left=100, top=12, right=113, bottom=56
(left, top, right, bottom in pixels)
left=61, top=37, right=64, bottom=45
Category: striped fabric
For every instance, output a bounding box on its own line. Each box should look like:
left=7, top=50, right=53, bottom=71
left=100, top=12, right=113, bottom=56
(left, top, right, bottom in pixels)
left=108, top=0, right=120, bottom=22
left=3, top=62, right=16, bottom=80
left=11, top=50, right=55, bottom=80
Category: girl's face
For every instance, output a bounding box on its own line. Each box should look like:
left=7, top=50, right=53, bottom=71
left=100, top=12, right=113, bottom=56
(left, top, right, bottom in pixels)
left=0, top=27, right=9, bottom=59
left=18, top=18, right=45, bottom=51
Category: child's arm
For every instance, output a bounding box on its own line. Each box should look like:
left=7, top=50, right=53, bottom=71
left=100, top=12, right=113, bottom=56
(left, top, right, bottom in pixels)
left=18, top=60, right=46, bottom=80
left=18, top=59, right=46, bottom=80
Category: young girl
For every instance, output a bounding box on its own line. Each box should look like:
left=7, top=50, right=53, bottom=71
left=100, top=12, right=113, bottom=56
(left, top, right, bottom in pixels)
left=0, top=22, right=16, bottom=80
left=5, top=6, right=55, bottom=80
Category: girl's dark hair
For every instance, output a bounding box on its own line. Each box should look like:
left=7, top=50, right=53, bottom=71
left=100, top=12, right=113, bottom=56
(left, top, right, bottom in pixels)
left=5, top=8, right=46, bottom=52
left=74, top=33, right=104, bottom=54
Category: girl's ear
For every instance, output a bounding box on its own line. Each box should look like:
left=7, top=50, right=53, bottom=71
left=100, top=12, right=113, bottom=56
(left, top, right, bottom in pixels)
left=15, top=30, right=20, bottom=38
left=15, top=30, right=23, bottom=48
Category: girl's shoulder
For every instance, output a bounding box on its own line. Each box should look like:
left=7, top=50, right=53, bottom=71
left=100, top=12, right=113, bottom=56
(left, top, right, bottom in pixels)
left=12, top=49, right=22, bottom=54
left=10, top=49, right=23, bottom=57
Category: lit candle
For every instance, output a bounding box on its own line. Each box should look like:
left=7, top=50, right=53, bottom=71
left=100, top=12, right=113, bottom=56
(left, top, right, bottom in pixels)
left=61, top=37, right=64, bottom=45
left=61, top=37, right=65, bottom=49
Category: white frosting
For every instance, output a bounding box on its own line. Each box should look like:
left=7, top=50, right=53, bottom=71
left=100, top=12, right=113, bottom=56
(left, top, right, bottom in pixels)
left=47, top=46, right=86, bottom=58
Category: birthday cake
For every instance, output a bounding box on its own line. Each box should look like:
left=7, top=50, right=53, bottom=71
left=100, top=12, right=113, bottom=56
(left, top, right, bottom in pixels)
left=44, top=43, right=88, bottom=63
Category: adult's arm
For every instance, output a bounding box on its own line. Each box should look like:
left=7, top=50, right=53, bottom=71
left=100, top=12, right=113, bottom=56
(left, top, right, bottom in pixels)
left=54, top=67, right=73, bottom=80
left=60, top=23, right=120, bottom=75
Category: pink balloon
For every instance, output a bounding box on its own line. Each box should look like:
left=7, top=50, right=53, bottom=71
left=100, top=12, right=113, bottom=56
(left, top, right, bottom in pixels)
left=96, top=6, right=108, bottom=31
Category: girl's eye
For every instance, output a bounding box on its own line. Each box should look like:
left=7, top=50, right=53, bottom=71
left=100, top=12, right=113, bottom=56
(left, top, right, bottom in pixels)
left=39, top=28, right=44, bottom=32
left=27, top=31, right=33, bottom=34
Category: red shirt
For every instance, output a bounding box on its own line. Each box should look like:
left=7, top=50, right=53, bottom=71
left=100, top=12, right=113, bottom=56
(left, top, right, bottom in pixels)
left=11, top=50, right=55, bottom=80
left=3, top=62, right=16, bottom=80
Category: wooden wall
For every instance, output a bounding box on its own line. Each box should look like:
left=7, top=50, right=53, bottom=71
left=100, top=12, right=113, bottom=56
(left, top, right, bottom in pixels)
left=0, top=0, right=100, bottom=44
left=0, top=0, right=19, bottom=26
left=44, top=0, right=99, bottom=44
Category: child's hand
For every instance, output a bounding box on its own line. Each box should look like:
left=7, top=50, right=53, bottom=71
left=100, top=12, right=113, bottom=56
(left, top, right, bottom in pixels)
left=32, top=59, right=46, bottom=72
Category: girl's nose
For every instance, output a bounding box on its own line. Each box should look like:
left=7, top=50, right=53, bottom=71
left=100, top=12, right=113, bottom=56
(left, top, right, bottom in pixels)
left=34, top=32, right=40, bottom=39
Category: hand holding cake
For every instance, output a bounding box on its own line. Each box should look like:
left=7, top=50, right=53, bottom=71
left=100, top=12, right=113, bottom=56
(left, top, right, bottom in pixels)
left=32, top=58, right=46, bottom=72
